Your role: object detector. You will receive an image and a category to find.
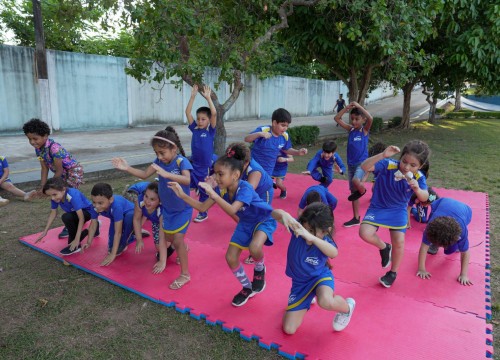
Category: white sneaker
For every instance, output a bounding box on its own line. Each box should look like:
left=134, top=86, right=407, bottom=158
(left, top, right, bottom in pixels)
left=0, top=197, right=9, bottom=207
left=333, top=298, right=355, bottom=331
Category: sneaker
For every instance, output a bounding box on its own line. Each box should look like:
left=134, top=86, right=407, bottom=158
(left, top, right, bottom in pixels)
left=141, top=229, right=150, bottom=237
left=427, top=244, right=439, bottom=255
left=272, top=182, right=278, bottom=189
left=194, top=212, right=208, bottom=223
left=380, top=243, right=392, bottom=268
left=379, top=271, right=397, bottom=288
left=244, top=255, right=255, bottom=265
left=348, top=190, right=366, bottom=202
left=0, top=197, right=9, bottom=207
left=333, top=298, right=356, bottom=331
left=252, top=267, right=266, bottom=293
left=60, top=245, right=81, bottom=256
left=58, top=227, right=69, bottom=239
left=231, top=287, right=255, bottom=307
left=343, top=217, right=360, bottom=227
left=279, top=190, right=287, bottom=199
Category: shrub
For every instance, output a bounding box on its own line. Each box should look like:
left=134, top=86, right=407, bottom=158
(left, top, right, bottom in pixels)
left=475, top=111, right=500, bottom=119
left=371, top=117, right=384, bottom=132
left=287, top=125, right=320, bottom=146
left=388, top=116, right=402, bottom=128
left=447, top=112, right=473, bottom=119
left=436, top=108, right=446, bottom=115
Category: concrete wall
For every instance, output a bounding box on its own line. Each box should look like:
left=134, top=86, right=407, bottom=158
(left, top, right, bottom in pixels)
left=0, top=44, right=396, bottom=133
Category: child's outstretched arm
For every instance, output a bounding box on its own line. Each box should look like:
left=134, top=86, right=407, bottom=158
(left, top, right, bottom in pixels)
left=168, top=181, right=215, bottom=213
left=151, top=164, right=191, bottom=186
left=272, top=209, right=301, bottom=233
left=39, top=160, right=49, bottom=190
left=112, top=158, right=156, bottom=179
left=185, top=84, right=198, bottom=125
left=81, top=219, right=98, bottom=252
left=416, top=242, right=431, bottom=279
left=35, top=209, right=58, bottom=243
left=101, top=220, right=124, bottom=266
left=201, top=85, right=217, bottom=129
left=284, top=147, right=308, bottom=157
left=458, top=250, right=473, bottom=285
left=334, top=153, right=346, bottom=175
left=361, top=145, right=400, bottom=172
left=132, top=203, right=145, bottom=254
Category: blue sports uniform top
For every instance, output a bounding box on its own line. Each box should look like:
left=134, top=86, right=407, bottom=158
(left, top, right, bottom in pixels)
left=298, top=185, right=338, bottom=211
left=370, top=159, right=427, bottom=211
left=347, top=127, right=369, bottom=166
left=286, top=233, right=337, bottom=282
left=189, top=122, right=216, bottom=167
left=127, top=181, right=150, bottom=195
left=96, top=195, right=134, bottom=221
left=242, top=159, right=274, bottom=198
left=215, top=180, right=273, bottom=225
left=249, top=126, right=292, bottom=175
left=153, top=155, right=193, bottom=213
left=0, top=156, right=9, bottom=180
left=50, top=188, right=97, bottom=218
left=306, top=150, right=346, bottom=184
left=422, top=198, right=472, bottom=252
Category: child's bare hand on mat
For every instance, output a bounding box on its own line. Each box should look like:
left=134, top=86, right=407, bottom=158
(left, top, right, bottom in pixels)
left=81, top=239, right=93, bottom=253
left=35, top=230, right=47, bottom=243
left=101, top=253, right=116, bottom=266
left=69, top=239, right=80, bottom=251
left=416, top=270, right=431, bottom=279
left=135, top=239, right=144, bottom=254
left=152, top=261, right=166, bottom=274
left=457, top=275, right=473, bottom=286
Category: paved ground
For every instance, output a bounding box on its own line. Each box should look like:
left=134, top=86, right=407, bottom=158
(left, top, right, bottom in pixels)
left=2, top=90, right=431, bottom=186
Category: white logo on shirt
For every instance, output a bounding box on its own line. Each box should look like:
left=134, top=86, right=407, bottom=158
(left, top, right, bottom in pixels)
left=353, top=136, right=362, bottom=142
left=304, top=257, right=319, bottom=266
left=201, top=133, right=207, bottom=138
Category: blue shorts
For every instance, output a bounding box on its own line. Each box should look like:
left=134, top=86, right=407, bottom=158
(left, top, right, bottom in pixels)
left=362, top=207, right=408, bottom=232
left=162, top=207, right=193, bottom=235
left=1, top=178, right=12, bottom=183
left=286, top=272, right=334, bottom=312
left=229, top=217, right=277, bottom=249
left=348, top=164, right=366, bottom=192
left=272, top=168, right=288, bottom=178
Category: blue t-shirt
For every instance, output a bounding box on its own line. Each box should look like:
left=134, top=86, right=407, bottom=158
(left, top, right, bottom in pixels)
left=154, top=155, right=193, bottom=213
left=250, top=125, right=292, bottom=175
left=272, top=150, right=289, bottom=175
left=215, top=180, right=273, bottom=225
left=242, top=159, right=273, bottom=197
left=51, top=188, right=97, bottom=218
left=298, top=185, right=338, bottom=211
left=0, top=156, right=8, bottom=178
left=347, top=127, right=369, bottom=166
left=97, top=195, right=134, bottom=222
left=422, top=198, right=472, bottom=252
left=189, top=122, right=216, bottom=167
left=137, top=192, right=162, bottom=224
left=370, top=159, right=427, bottom=211
left=127, top=181, right=150, bottom=195
left=286, top=233, right=336, bottom=282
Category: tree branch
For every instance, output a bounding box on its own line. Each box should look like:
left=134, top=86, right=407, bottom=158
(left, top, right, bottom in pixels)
left=222, top=70, right=243, bottom=112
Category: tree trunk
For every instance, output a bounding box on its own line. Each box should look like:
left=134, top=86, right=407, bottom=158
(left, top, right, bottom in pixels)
left=400, top=81, right=416, bottom=129
left=214, top=105, right=227, bottom=156
left=454, top=88, right=462, bottom=111
left=428, top=97, right=437, bottom=124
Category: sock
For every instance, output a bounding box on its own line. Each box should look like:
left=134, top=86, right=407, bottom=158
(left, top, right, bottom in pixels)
left=231, top=264, right=252, bottom=289
left=254, top=256, right=265, bottom=272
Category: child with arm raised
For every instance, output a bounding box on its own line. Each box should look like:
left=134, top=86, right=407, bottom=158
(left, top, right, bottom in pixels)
left=359, top=140, right=430, bottom=288
left=112, top=127, right=193, bottom=289
left=168, top=146, right=277, bottom=307
left=186, top=85, right=217, bottom=223
left=272, top=203, right=355, bottom=334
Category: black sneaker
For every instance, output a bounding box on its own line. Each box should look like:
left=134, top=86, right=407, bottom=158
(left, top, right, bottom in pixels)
left=157, top=245, right=176, bottom=261
left=232, top=287, right=255, bottom=307
left=427, top=244, right=439, bottom=255
left=279, top=190, right=287, bottom=199
left=252, top=267, right=266, bottom=293
left=348, top=190, right=366, bottom=202
left=272, top=182, right=278, bottom=189
left=379, top=271, right=397, bottom=288
left=58, top=227, right=69, bottom=239
left=60, top=245, right=81, bottom=256
left=343, top=217, right=360, bottom=227
left=380, top=243, right=392, bottom=268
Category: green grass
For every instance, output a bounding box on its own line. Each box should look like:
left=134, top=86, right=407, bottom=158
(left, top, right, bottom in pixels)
left=1, top=118, right=499, bottom=359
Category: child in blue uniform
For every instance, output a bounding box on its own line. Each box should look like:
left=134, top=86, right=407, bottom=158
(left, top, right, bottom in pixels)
left=244, top=108, right=308, bottom=176
left=297, top=185, right=338, bottom=217
left=272, top=149, right=293, bottom=200
left=128, top=181, right=176, bottom=273
left=0, top=155, right=36, bottom=205
left=35, top=177, right=98, bottom=256
left=334, top=102, right=373, bottom=227
left=272, top=203, right=355, bottom=334
left=112, top=126, right=193, bottom=290
left=84, top=183, right=135, bottom=266
left=303, top=140, right=346, bottom=188
left=359, top=141, right=430, bottom=288
left=407, top=188, right=439, bottom=228
left=416, top=198, right=473, bottom=286
left=185, top=85, right=217, bottom=223
left=168, top=146, right=277, bottom=307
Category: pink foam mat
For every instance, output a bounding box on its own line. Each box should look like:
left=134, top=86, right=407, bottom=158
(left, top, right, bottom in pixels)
left=19, top=174, right=492, bottom=359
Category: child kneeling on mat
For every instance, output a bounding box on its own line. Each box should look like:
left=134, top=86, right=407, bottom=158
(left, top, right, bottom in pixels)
left=272, top=203, right=355, bottom=334
left=416, top=198, right=473, bottom=286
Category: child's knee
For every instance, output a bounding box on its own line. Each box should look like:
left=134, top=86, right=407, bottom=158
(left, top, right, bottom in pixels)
left=282, top=321, right=298, bottom=335
left=225, top=252, right=239, bottom=268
